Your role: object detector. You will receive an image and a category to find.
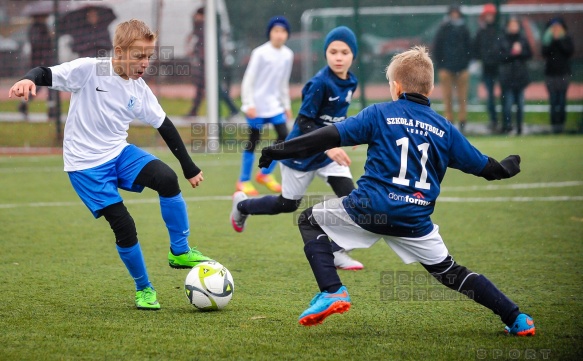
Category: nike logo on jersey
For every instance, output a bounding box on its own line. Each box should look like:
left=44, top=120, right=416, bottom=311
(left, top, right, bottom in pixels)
left=95, top=87, right=108, bottom=92
left=328, top=96, right=340, bottom=101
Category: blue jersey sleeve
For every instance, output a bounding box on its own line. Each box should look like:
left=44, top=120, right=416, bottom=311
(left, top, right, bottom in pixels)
left=448, top=127, right=489, bottom=175
left=298, top=78, right=325, bottom=119
left=334, top=104, right=377, bottom=146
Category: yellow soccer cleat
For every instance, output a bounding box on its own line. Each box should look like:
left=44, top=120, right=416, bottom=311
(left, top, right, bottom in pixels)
left=255, top=173, right=282, bottom=193
left=236, top=180, right=259, bottom=196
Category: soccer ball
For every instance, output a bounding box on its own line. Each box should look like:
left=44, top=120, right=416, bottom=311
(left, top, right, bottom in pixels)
left=184, top=261, right=234, bottom=311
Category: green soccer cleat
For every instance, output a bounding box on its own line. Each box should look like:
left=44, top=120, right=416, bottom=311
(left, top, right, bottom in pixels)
left=168, top=247, right=213, bottom=269
left=135, top=287, right=160, bottom=311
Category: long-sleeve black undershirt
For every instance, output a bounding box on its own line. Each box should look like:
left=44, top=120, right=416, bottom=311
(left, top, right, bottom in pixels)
left=157, top=117, right=201, bottom=179
left=22, top=66, right=52, bottom=86
left=259, top=123, right=520, bottom=181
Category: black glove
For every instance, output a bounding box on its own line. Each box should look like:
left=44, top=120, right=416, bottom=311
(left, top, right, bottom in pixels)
left=258, top=148, right=274, bottom=169
left=500, top=155, right=521, bottom=177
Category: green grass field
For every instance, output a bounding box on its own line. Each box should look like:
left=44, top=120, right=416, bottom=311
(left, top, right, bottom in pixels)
left=1, top=135, right=582, bottom=360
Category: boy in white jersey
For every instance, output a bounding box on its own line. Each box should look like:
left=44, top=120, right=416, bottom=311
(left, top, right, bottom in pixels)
left=236, top=16, right=293, bottom=196
left=8, top=19, right=212, bottom=310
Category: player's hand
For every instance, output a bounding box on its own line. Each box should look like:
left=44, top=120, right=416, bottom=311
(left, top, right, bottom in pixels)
left=258, top=148, right=273, bottom=169
left=187, top=171, right=204, bottom=188
left=326, top=147, right=351, bottom=167
left=246, top=107, right=257, bottom=119
left=285, top=109, right=293, bottom=121
left=500, top=155, right=521, bottom=178
left=8, top=80, right=36, bottom=100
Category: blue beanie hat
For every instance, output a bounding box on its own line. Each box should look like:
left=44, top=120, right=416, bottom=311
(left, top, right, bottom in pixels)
left=266, top=16, right=290, bottom=39
left=324, top=26, right=358, bottom=58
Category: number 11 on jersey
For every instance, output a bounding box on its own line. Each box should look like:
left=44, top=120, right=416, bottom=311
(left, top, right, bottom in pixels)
left=392, top=137, right=431, bottom=190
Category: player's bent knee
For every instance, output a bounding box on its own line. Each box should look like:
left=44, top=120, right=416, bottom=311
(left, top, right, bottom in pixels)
left=155, top=163, right=180, bottom=198
left=276, top=195, right=301, bottom=213
left=135, top=160, right=181, bottom=197
left=422, top=254, right=478, bottom=291
left=298, top=207, right=327, bottom=244
left=101, top=202, right=138, bottom=248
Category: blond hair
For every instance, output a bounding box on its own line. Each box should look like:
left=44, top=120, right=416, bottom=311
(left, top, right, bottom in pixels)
left=385, top=46, right=434, bottom=95
left=113, top=19, right=157, bottom=49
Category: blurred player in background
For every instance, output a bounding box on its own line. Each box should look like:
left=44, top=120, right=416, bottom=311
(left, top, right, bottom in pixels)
left=8, top=19, right=212, bottom=311
left=236, top=16, right=293, bottom=196
left=257, top=46, right=535, bottom=336
left=186, top=7, right=239, bottom=118
left=498, top=16, right=532, bottom=135
left=433, top=4, right=472, bottom=133
left=542, top=17, right=574, bottom=134
left=18, top=13, right=54, bottom=120
left=231, top=26, right=364, bottom=271
left=473, top=3, right=500, bottom=133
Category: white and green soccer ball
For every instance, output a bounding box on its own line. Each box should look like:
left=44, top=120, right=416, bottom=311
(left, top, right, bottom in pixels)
left=184, top=261, right=234, bottom=311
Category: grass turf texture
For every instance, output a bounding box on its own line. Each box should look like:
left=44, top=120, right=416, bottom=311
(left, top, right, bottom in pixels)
left=0, top=136, right=582, bottom=360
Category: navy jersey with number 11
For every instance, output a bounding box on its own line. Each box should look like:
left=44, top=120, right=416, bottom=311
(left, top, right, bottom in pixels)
left=334, top=95, right=489, bottom=238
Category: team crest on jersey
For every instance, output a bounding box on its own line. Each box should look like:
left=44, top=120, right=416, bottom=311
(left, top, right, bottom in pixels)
left=127, top=96, right=137, bottom=110
left=345, top=90, right=353, bottom=103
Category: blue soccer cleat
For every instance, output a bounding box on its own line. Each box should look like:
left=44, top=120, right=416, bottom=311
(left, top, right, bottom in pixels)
left=504, top=313, right=535, bottom=336
left=298, top=285, right=351, bottom=326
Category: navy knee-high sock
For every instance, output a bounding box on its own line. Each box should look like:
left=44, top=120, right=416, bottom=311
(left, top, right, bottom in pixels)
left=461, top=274, right=520, bottom=327
left=238, top=196, right=281, bottom=215
left=304, top=236, right=342, bottom=293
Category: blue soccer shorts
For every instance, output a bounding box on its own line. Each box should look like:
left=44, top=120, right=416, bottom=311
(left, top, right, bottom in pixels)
left=246, top=112, right=286, bottom=130
left=68, top=145, right=157, bottom=218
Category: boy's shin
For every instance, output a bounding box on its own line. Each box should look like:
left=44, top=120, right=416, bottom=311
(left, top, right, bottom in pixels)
left=299, top=207, right=342, bottom=293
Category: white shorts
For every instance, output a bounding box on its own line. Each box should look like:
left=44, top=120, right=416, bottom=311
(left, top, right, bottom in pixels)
left=312, top=197, right=449, bottom=265
left=280, top=162, right=352, bottom=200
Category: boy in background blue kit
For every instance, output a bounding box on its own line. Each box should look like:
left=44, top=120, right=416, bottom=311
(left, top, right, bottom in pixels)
left=236, top=16, right=293, bottom=196
left=231, top=26, right=364, bottom=270
left=257, top=46, right=535, bottom=336
left=8, top=19, right=212, bottom=310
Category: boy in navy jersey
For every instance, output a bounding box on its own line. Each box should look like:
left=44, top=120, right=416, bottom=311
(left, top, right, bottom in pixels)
left=8, top=19, right=212, bottom=310
left=231, top=26, right=363, bottom=270
left=257, top=46, right=535, bottom=336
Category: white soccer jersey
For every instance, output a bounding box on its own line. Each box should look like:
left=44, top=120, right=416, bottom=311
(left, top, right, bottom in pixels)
left=49, top=57, right=165, bottom=172
left=240, top=42, right=293, bottom=118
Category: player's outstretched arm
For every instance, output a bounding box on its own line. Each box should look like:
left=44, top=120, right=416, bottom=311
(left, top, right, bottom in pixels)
left=258, top=125, right=341, bottom=168
left=478, top=155, right=521, bottom=181
left=8, top=67, right=52, bottom=100
left=157, top=117, right=203, bottom=188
